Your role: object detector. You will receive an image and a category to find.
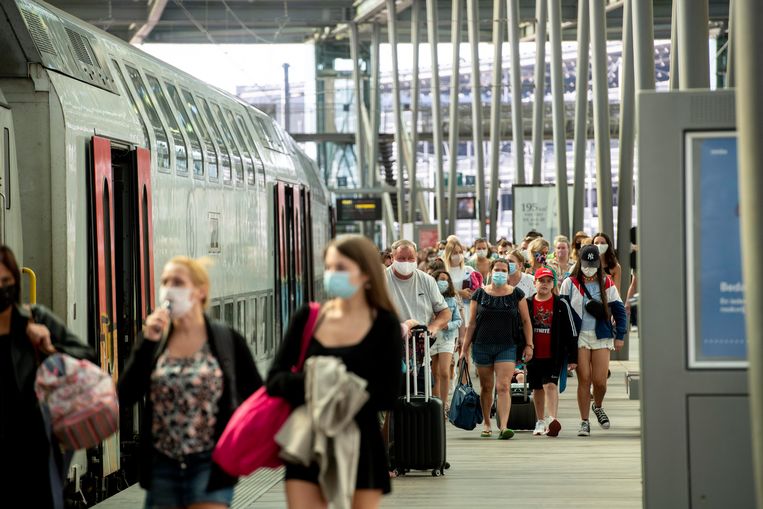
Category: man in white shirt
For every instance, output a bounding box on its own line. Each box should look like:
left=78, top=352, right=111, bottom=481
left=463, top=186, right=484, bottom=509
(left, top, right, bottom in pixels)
left=385, top=240, right=451, bottom=337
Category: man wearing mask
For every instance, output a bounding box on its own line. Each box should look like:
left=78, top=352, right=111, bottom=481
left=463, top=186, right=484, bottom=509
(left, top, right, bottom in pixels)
left=385, top=240, right=452, bottom=340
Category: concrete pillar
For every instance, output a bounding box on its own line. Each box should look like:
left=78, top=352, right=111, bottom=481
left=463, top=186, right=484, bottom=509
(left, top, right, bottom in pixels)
left=571, top=0, right=589, bottom=234
left=447, top=0, right=463, bottom=235
left=427, top=0, right=447, bottom=238
left=735, top=2, right=763, bottom=504
left=726, top=0, right=735, bottom=88
left=369, top=23, right=381, bottom=188
left=531, top=0, right=547, bottom=185
left=488, top=0, right=504, bottom=243
left=589, top=0, right=614, bottom=238
left=547, top=0, right=569, bottom=236
left=467, top=0, right=486, bottom=238
left=386, top=0, right=406, bottom=226
left=614, top=0, right=634, bottom=361
left=349, top=23, right=366, bottom=190
left=508, top=0, right=525, bottom=185
left=669, top=0, right=679, bottom=90
left=409, top=0, right=421, bottom=222
left=677, top=0, right=709, bottom=89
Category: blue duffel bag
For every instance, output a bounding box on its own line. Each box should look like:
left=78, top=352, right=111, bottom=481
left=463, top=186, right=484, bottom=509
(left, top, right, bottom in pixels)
left=448, top=358, right=483, bottom=430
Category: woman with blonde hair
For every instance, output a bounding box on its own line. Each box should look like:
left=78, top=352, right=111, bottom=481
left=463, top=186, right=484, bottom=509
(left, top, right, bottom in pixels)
left=267, top=235, right=404, bottom=509
left=119, top=256, right=262, bottom=509
left=549, top=235, right=573, bottom=283
left=443, top=239, right=477, bottom=348
left=526, top=238, right=551, bottom=275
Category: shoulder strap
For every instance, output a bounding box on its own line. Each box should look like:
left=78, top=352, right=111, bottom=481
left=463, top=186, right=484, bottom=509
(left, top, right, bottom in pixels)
left=293, top=302, right=320, bottom=372
left=580, top=280, right=595, bottom=301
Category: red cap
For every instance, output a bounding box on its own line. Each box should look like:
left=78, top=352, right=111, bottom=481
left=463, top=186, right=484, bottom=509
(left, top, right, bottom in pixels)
left=534, top=267, right=555, bottom=281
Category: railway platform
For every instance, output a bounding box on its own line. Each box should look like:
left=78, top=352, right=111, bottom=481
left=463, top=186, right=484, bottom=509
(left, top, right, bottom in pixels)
left=94, top=331, right=642, bottom=509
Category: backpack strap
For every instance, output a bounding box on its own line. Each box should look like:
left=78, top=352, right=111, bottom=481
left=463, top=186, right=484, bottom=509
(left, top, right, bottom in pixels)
left=293, top=302, right=321, bottom=373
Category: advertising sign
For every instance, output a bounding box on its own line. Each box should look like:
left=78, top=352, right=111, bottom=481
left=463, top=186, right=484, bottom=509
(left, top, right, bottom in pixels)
left=512, top=184, right=573, bottom=243
left=685, top=133, right=747, bottom=368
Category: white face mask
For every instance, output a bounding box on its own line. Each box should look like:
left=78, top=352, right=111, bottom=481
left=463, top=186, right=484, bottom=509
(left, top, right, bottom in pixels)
left=475, top=249, right=488, bottom=258
left=596, top=244, right=609, bottom=255
left=159, top=286, right=194, bottom=319
left=393, top=260, right=417, bottom=276
left=582, top=266, right=598, bottom=278
left=450, top=254, right=463, bottom=265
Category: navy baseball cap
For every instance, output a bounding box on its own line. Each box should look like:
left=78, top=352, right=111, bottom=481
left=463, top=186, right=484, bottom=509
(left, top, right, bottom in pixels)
left=579, top=245, right=601, bottom=268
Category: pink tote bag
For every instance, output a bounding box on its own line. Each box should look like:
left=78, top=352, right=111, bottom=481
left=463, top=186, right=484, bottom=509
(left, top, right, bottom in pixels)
left=213, top=302, right=320, bottom=477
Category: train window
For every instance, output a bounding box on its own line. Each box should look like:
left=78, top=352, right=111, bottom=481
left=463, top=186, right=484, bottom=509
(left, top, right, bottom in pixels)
left=225, top=109, right=256, bottom=187
left=111, top=61, right=150, bottom=151
left=224, top=301, right=234, bottom=328
left=198, top=97, right=232, bottom=185
left=237, top=299, right=246, bottom=338
left=166, top=82, right=203, bottom=178
left=251, top=114, right=279, bottom=152
left=211, top=103, right=243, bottom=186
left=146, top=74, right=188, bottom=175
left=266, top=294, right=273, bottom=353
left=125, top=65, right=170, bottom=171
left=210, top=303, right=221, bottom=320
left=249, top=296, right=257, bottom=353
left=182, top=90, right=218, bottom=181
left=235, top=113, right=266, bottom=180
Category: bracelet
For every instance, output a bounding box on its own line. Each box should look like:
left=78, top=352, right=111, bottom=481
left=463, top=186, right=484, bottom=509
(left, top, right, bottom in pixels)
left=526, top=345, right=534, bottom=349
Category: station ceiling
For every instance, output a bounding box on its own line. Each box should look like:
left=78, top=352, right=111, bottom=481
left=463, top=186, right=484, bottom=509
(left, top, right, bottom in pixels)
left=45, top=0, right=730, bottom=45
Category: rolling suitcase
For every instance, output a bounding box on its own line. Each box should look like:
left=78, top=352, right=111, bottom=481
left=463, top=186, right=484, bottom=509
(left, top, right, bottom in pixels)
left=493, top=369, right=537, bottom=431
left=392, top=325, right=447, bottom=477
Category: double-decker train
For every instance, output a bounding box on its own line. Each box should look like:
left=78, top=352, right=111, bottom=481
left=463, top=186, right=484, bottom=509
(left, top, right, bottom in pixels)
left=0, top=0, right=333, bottom=503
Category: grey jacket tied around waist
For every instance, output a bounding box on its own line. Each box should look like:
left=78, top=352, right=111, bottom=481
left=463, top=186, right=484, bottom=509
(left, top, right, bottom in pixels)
left=276, top=356, right=369, bottom=509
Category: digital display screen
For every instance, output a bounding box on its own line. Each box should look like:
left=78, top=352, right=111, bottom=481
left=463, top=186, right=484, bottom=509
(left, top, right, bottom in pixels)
left=685, top=132, right=747, bottom=368
left=336, top=197, right=382, bottom=221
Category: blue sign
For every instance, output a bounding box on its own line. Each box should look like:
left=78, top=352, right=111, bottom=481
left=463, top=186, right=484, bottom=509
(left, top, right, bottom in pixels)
left=687, top=133, right=747, bottom=368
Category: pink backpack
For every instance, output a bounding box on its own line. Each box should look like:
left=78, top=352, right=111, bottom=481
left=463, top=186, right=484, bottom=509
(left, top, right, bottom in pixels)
left=35, top=353, right=119, bottom=451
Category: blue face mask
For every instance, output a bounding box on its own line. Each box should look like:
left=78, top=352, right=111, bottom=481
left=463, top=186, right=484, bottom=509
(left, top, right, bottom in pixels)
left=509, top=262, right=517, bottom=274
left=492, top=272, right=508, bottom=286
left=323, top=271, right=360, bottom=299
left=437, top=280, right=449, bottom=293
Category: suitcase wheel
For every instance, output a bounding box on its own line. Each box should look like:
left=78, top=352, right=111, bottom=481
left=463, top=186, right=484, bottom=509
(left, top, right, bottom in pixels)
left=432, top=469, right=442, bottom=477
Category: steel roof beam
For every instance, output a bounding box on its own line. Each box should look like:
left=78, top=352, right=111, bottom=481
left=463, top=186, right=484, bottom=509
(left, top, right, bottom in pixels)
left=129, top=0, right=168, bottom=44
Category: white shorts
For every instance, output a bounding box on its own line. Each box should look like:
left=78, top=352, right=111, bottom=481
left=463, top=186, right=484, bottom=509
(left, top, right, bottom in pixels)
left=577, top=330, right=614, bottom=351
left=431, top=336, right=456, bottom=356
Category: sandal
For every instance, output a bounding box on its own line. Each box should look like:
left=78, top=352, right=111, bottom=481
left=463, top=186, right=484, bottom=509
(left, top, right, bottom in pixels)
left=498, top=428, right=515, bottom=440
left=480, top=430, right=493, bottom=438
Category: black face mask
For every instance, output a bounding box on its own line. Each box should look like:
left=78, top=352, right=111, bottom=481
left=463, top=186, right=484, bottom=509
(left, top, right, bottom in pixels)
left=0, top=284, right=17, bottom=312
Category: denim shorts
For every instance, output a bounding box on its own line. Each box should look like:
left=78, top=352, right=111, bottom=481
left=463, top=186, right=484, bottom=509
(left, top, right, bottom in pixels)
left=471, top=342, right=517, bottom=367
left=144, top=449, right=234, bottom=509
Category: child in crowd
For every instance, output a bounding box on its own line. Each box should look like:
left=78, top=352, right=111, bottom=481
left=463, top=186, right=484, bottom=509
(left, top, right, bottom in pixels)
left=526, top=268, right=578, bottom=437
left=431, top=270, right=462, bottom=409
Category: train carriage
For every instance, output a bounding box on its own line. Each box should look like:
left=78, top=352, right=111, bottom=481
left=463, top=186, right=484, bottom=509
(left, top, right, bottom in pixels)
left=0, top=0, right=332, bottom=502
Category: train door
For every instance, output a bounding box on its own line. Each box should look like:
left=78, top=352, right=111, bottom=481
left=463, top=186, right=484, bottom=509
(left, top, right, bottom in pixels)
left=0, top=101, right=23, bottom=254
left=89, top=136, right=155, bottom=484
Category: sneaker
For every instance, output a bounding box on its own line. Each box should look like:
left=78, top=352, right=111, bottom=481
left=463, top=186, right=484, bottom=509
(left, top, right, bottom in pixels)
left=547, top=418, right=562, bottom=437
left=533, top=420, right=546, bottom=436
left=498, top=428, right=515, bottom=440
left=592, top=403, right=611, bottom=429
left=577, top=420, right=590, bottom=437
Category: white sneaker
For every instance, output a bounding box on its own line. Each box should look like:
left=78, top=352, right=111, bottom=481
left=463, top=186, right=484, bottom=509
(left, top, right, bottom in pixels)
left=533, top=419, right=546, bottom=436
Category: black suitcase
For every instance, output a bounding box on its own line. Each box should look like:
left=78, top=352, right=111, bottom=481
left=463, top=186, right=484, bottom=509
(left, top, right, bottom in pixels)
left=392, top=325, right=447, bottom=477
left=493, top=370, right=537, bottom=431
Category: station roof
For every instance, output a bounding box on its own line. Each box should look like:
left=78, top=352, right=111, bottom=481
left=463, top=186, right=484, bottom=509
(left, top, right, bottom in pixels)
left=45, top=0, right=729, bottom=45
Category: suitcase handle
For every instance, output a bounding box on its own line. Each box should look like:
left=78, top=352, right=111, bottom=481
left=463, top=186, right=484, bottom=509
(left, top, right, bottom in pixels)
left=404, top=326, right=433, bottom=402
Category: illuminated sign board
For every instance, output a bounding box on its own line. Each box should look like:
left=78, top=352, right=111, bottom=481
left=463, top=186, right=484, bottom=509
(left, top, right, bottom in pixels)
left=336, top=198, right=382, bottom=221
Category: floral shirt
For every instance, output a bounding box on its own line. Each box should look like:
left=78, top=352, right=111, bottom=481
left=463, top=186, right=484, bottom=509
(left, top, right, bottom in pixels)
left=150, top=342, right=224, bottom=459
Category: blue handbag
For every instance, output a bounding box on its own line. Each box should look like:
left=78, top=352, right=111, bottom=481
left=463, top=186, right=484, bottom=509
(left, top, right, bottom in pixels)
left=448, top=359, right=483, bottom=430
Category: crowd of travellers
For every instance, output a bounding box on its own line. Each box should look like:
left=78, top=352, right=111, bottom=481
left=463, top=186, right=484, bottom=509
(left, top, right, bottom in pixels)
left=1, top=226, right=633, bottom=508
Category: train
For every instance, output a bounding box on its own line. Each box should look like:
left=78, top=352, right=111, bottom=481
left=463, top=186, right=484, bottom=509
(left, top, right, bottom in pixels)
left=0, top=0, right=334, bottom=503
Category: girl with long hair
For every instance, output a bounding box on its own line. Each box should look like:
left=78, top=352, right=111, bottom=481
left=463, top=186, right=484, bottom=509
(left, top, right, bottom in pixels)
left=592, top=232, right=623, bottom=296
left=267, top=235, right=404, bottom=509
left=559, top=245, right=627, bottom=437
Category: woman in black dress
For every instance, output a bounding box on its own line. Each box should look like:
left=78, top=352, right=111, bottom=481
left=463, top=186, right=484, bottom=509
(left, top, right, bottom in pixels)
left=267, top=235, right=404, bottom=509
